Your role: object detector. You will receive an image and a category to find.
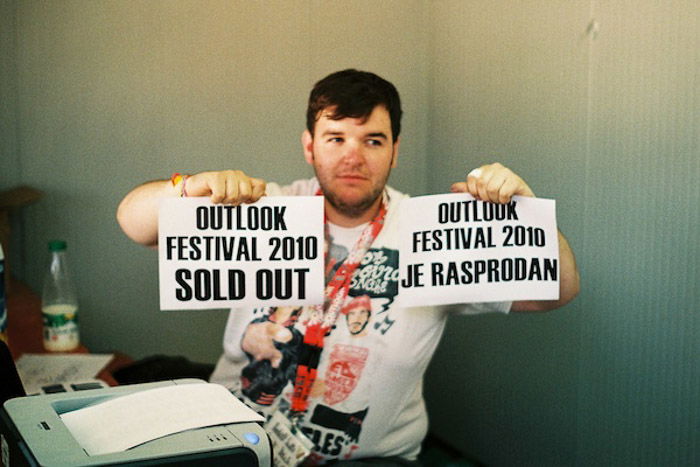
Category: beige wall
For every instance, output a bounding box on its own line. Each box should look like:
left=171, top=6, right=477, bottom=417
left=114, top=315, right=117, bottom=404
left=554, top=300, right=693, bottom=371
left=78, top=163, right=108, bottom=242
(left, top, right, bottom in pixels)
left=5, top=0, right=430, bottom=362
left=425, top=1, right=699, bottom=465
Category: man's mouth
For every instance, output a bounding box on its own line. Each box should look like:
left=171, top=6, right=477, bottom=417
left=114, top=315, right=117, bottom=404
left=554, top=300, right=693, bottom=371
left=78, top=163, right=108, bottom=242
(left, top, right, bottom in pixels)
left=336, top=173, right=367, bottom=182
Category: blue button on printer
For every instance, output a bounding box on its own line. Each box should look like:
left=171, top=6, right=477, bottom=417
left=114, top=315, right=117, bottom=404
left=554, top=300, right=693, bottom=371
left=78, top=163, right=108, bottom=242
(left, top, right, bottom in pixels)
left=243, top=432, right=260, bottom=445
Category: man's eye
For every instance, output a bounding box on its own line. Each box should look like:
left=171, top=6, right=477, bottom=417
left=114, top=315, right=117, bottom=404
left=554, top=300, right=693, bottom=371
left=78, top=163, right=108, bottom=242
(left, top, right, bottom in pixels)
left=329, top=137, right=344, bottom=143
left=367, top=139, right=383, bottom=147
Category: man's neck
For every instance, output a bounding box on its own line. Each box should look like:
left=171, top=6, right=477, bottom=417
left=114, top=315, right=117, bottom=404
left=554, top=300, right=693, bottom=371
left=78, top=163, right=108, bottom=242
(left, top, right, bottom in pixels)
left=324, top=197, right=382, bottom=227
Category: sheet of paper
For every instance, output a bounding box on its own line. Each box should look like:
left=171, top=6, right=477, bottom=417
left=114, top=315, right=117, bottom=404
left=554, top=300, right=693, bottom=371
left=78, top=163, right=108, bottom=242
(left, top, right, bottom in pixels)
left=60, top=382, right=264, bottom=456
left=397, top=193, right=559, bottom=306
left=15, top=353, right=113, bottom=395
left=158, top=196, right=324, bottom=310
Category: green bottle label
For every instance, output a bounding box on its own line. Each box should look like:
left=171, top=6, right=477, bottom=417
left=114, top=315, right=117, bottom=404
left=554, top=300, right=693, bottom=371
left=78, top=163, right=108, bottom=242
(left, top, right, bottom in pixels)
left=42, top=305, right=79, bottom=350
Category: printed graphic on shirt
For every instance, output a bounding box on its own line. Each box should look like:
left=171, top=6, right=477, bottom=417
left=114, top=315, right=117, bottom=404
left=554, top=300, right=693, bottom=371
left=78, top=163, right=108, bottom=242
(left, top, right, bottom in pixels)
left=351, top=247, right=399, bottom=335
left=237, top=245, right=399, bottom=462
left=351, top=247, right=399, bottom=299
left=324, top=344, right=369, bottom=405
left=301, top=403, right=369, bottom=458
left=240, top=306, right=303, bottom=405
left=341, top=295, right=372, bottom=337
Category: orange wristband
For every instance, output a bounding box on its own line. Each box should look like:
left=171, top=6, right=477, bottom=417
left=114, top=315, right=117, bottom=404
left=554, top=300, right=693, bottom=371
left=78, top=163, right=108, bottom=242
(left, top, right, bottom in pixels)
left=170, top=173, right=188, bottom=197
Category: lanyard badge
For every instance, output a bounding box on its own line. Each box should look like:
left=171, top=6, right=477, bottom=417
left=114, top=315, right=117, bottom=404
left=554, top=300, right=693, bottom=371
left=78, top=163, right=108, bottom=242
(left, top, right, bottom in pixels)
left=290, top=195, right=387, bottom=415
left=265, top=192, right=387, bottom=466
left=265, top=411, right=314, bottom=466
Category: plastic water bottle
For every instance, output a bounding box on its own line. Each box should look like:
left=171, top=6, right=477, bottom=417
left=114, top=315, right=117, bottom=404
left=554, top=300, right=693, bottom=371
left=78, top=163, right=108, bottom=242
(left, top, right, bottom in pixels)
left=42, top=240, right=79, bottom=351
left=0, top=243, right=7, bottom=344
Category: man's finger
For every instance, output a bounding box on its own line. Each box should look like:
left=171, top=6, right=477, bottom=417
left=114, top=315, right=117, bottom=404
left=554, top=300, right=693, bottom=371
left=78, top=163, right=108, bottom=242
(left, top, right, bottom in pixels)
left=498, top=177, right=520, bottom=203
left=486, top=175, right=508, bottom=203
left=237, top=178, right=253, bottom=204
left=222, top=174, right=240, bottom=204
left=466, top=166, right=486, bottom=198
left=209, top=173, right=227, bottom=203
left=251, top=178, right=267, bottom=202
left=468, top=168, right=483, bottom=179
left=450, top=182, right=467, bottom=193
left=476, top=170, right=495, bottom=201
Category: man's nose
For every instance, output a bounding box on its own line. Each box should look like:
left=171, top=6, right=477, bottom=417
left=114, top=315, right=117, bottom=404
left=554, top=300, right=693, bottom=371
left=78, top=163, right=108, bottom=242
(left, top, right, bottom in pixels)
left=341, top=141, right=364, bottom=164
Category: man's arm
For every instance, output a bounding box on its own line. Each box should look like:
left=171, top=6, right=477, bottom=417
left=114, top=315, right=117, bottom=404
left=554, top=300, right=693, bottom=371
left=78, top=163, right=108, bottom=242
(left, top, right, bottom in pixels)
left=116, top=170, right=266, bottom=247
left=451, top=163, right=580, bottom=312
left=510, top=230, right=579, bottom=312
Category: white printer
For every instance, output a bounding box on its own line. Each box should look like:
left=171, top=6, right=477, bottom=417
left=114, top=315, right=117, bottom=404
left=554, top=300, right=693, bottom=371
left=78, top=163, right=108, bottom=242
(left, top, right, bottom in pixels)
left=0, top=379, right=272, bottom=466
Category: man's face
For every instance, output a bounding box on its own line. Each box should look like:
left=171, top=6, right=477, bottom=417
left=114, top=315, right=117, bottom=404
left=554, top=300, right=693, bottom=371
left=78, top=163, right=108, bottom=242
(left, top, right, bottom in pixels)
left=302, top=105, right=399, bottom=223
left=346, top=308, right=371, bottom=335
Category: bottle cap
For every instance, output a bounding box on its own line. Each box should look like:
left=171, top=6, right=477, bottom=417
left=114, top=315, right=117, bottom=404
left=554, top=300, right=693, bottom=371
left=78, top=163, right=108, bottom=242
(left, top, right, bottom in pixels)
left=48, top=240, right=67, bottom=252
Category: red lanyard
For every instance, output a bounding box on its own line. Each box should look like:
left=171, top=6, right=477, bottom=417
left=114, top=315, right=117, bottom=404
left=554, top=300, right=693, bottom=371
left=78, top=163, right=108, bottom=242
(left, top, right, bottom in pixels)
left=290, top=194, right=387, bottom=415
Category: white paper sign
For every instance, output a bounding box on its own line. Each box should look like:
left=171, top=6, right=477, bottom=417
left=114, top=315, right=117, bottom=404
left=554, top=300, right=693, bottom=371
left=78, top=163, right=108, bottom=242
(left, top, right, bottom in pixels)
left=397, top=193, right=559, bottom=307
left=158, top=196, right=324, bottom=310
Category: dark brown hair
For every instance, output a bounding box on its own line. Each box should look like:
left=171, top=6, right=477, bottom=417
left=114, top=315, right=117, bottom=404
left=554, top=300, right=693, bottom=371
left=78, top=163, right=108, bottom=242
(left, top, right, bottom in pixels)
left=306, top=69, right=402, bottom=142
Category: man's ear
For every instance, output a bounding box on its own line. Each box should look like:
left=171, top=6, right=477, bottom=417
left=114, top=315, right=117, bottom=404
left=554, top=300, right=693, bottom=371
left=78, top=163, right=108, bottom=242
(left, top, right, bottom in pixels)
left=301, top=130, right=314, bottom=165
left=391, top=137, right=400, bottom=168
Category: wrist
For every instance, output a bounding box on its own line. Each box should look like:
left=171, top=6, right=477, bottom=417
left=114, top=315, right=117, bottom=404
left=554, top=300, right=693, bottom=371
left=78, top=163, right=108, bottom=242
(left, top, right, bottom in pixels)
left=170, top=173, right=189, bottom=197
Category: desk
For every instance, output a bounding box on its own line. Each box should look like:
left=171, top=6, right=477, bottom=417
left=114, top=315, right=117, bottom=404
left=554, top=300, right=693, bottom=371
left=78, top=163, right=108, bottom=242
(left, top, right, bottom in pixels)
left=6, top=278, right=131, bottom=385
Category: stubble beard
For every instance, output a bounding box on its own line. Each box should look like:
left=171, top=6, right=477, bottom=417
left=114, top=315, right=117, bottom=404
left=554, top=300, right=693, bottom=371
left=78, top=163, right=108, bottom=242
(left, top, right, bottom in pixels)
left=321, top=182, right=385, bottom=220
left=313, top=157, right=393, bottom=220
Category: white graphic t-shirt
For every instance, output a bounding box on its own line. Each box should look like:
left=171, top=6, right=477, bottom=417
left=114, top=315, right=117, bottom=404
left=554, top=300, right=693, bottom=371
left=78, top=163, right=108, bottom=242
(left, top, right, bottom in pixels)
left=209, top=178, right=511, bottom=464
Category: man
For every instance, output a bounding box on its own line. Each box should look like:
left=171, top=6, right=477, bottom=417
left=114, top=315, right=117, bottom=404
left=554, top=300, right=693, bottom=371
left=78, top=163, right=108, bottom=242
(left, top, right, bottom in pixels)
left=117, top=69, right=579, bottom=465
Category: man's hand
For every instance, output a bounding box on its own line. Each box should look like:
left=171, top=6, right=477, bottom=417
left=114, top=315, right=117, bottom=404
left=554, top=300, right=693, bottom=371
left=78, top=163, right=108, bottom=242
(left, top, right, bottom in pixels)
left=186, top=170, right=266, bottom=205
left=451, top=162, right=535, bottom=203
left=117, top=169, right=266, bottom=247
left=450, top=163, right=580, bottom=311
